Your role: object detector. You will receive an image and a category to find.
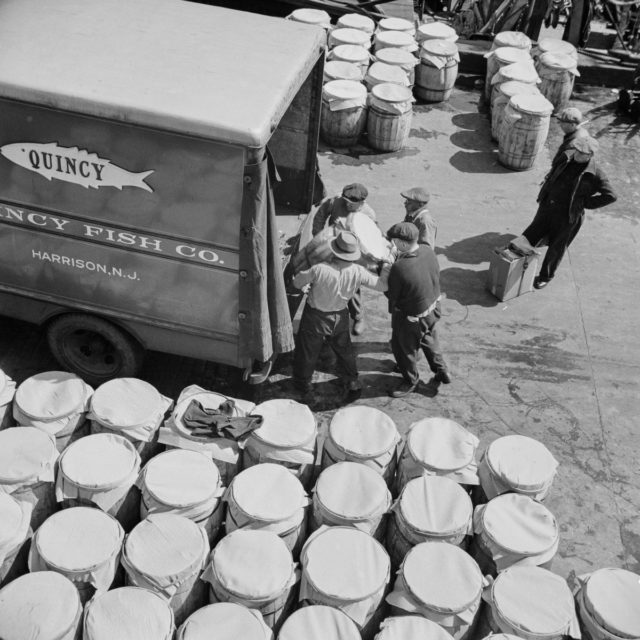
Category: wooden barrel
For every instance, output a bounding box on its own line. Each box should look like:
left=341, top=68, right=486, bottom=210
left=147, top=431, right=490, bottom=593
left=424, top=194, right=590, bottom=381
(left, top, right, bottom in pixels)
left=279, top=605, right=362, bottom=640
left=536, top=37, right=578, bottom=62
left=324, top=60, right=363, bottom=83
left=286, top=8, right=331, bottom=28
left=364, top=62, right=410, bottom=91
left=498, top=93, right=553, bottom=171
left=536, top=52, right=579, bottom=113
left=377, top=17, right=416, bottom=36
left=490, top=60, right=540, bottom=106
left=0, top=492, right=31, bottom=588
left=177, top=603, right=273, bottom=640
left=0, top=368, right=16, bottom=430
left=490, top=80, right=541, bottom=141
left=328, top=45, right=371, bottom=76
left=367, top=83, right=413, bottom=152
left=484, top=46, right=532, bottom=101
left=374, top=47, right=418, bottom=85
left=337, top=13, right=375, bottom=34
left=373, top=30, right=418, bottom=55
left=416, top=21, right=458, bottom=45
left=328, top=27, right=371, bottom=50
left=122, top=513, right=209, bottom=627
left=415, top=39, right=459, bottom=102
left=492, top=31, right=532, bottom=52
left=377, top=616, right=459, bottom=640
left=321, top=79, right=368, bottom=147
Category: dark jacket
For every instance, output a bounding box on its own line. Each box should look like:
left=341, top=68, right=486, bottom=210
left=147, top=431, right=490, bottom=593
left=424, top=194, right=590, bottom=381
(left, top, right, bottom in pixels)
left=387, top=245, right=440, bottom=316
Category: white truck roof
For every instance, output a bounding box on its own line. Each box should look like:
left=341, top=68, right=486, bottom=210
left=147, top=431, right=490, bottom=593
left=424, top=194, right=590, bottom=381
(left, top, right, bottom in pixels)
left=0, top=0, right=325, bottom=147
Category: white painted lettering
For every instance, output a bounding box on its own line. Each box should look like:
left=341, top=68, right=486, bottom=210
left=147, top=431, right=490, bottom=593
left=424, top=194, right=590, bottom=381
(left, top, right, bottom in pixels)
left=2, top=207, right=24, bottom=222
left=61, top=256, right=71, bottom=266
left=50, top=217, right=70, bottom=232
left=176, top=244, right=196, bottom=257
left=50, top=254, right=61, bottom=264
left=32, top=250, right=42, bottom=259
left=117, top=232, right=137, bottom=246
left=27, top=213, right=47, bottom=226
left=198, top=249, right=219, bottom=263
left=83, top=224, right=104, bottom=238
left=138, top=236, right=163, bottom=252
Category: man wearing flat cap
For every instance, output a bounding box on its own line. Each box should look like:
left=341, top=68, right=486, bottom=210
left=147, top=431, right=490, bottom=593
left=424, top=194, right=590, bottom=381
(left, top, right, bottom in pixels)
left=521, top=119, right=616, bottom=289
left=310, top=183, right=378, bottom=336
left=292, top=230, right=389, bottom=400
left=385, top=221, right=451, bottom=397
left=401, top=187, right=437, bottom=248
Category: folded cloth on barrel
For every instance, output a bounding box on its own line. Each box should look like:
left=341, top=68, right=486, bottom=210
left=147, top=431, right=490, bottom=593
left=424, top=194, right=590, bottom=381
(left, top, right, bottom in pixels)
left=182, top=400, right=263, bottom=440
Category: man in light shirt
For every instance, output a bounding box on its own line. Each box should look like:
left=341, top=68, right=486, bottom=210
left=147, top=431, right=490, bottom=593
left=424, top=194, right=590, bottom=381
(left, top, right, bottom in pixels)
left=292, top=230, right=389, bottom=399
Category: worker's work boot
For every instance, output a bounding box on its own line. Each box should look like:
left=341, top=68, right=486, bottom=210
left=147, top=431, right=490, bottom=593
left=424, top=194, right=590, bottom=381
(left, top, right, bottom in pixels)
left=390, top=379, right=418, bottom=398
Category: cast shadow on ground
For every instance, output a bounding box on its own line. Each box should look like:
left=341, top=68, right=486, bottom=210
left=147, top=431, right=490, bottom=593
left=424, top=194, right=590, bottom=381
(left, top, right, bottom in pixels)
left=583, top=101, right=640, bottom=145
left=437, top=232, right=517, bottom=265
left=440, top=266, right=501, bottom=308
left=449, top=150, right=512, bottom=174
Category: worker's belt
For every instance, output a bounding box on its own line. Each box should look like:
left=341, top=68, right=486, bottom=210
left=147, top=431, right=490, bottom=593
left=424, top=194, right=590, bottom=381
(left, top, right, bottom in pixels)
left=405, top=296, right=441, bottom=323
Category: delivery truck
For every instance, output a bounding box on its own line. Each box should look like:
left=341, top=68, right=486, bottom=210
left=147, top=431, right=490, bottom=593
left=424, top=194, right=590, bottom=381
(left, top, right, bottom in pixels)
left=0, top=0, right=326, bottom=383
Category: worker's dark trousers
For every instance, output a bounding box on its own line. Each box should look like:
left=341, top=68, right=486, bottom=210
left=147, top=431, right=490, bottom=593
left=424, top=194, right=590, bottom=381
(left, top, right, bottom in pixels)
left=293, top=305, right=358, bottom=389
left=348, top=288, right=363, bottom=321
left=523, top=208, right=584, bottom=281
left=391, top=308, right=447, bottom=386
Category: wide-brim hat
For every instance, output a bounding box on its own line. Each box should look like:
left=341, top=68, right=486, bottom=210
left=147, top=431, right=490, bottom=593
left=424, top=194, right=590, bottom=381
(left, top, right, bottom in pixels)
left=330, top=231, right=361, bottom=261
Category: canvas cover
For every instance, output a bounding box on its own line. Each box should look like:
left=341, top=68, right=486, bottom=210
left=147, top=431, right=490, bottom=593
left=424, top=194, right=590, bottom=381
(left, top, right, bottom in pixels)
left=322, top=80, right=368, bottom=112
left=366, top=62, right=411, bottom=88
left=329, top=406, right=399, bottom=459
left=537, top=38, right=578, bottom=59
left=378, top=17, right=416, bottom=34
left=287, top=8, right=331, bottom=27
left=324, top=61, right=364, bottom=83
left=492, top=31, right=533, bottom=50
left=338, top=14, right=375, bottom=33
left=177, top=602, right=273, bottom=640
left=374, top=31, right=418, bottom=53
left=493, top=62, right=541, bottom=86
left=0, top=426, right=58, bottom=491
left=0, top=492, right=31, bottom=566
left=328, top=45, right=371, bottom=66
left=375, top=47, right=419, bottom=71
left=279, top=605, right=361, bottom=640
left=416, top=22, right=459, bottom=43
left=329, top=28, right=372, bottom=49
left=375, top=615, right=458, bottom=640
left=486, top=47, right=532, bottom=65
left=538, top=53, right=580, bottom=76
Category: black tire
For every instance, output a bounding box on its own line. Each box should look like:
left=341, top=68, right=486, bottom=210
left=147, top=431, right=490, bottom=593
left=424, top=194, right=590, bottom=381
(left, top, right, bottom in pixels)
left=46, top=314, right=144, bottom=385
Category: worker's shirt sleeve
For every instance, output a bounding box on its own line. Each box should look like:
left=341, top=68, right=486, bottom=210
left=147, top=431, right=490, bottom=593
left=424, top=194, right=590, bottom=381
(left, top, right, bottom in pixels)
left=292, top=266, right=316, bottom=289
left=311, top=199, right=333, bottom=237
left=357, top=264, right=388, bottom=292
left=584, top=170, right=617, bottom=209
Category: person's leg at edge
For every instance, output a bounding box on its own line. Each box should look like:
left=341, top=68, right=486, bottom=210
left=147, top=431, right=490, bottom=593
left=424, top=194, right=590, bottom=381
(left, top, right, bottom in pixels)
left=420, top=312, right=451, bottom=383
left=390, top=311, right=422, bottom=396
left=328, top=309, right=361, bottom=392
left=293, top=307, right=327, bottom=391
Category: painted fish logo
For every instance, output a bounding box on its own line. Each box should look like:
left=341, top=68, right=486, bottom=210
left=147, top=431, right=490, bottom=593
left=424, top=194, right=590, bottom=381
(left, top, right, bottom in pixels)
left=0, top=142, right=154, bottom=192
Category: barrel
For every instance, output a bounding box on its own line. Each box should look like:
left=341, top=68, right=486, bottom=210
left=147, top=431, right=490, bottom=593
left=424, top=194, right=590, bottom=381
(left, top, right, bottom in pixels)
left=491, top=80, right=541, bottom=141
left=159, top=384, right=247, bottom=486
left=373, top=30, right=418, bottom=55
left=376, top=616, right=458, bottom=640
left=484, top=47, right=532, bottom=101
left=13, top=371, right=93, bottom=452
left=492, top=31, right=532, bottom=52
left=481, top=566, right=580, bottom=640
left=470, top=493, right=558, bottom=576
left=377, top=17, right=416, bottom=36
left=202, top=530, right=298, bottom=632
left=0, top=572, right=83, bottom=640
left=0, top=368, right=16, bottom=429
left=286, top=8, right=331, bottom=28
left=329, top=27, right=371, bottom=50
left=477, top=435, right=558, bottom=503
left=244, top=399, right=317, bottom=489
left=89, top=378, right=172, bottom=464
left=324, top=60, right=364, bottom=83
left=416, top=22, right=458, bottom=45
left=321, top=79, right=368, bottom=147
left=536, top=52, right=579, bottom=113
left=337, top=13, right=375, bottom=34
left=0, top=492, right=31, bottom=588
left=498, top=94, right=554, bottom=171
left=536, top=37, right=578, bottom=61
left=122, top=513, right=209, bottom=626
left=56, top=432, right=141, bottom=531
left=396, top=417, right=479, bottom=493
left=574, top=568, right=640, bottom=640
left=225, top=463, right=308, bottom=558
left=278, top=605, right=362, bottom=640
left=386, top=475, right=473, bottom=570
left=0, top=426, right=59, bottom=530
left=139, top=449, right=225, bottom=545
left=490, top=60, right=540, bottom=106
left=386, top=541, right=483, bottom=640
left=367, top=82, right=413, bottom=150
left=365, top=62, right=410, bottom=90
left=322, top=405, right=400, bottom=487
left=178, top=602, right=273, bottom=640
left=375, top=47, right=418, bottom=85
left=300, top=526, right=391, bottom=640
left=28, top=506, right=124, bottom=603
left=328, top=44, right=371, bottom=75
left=311, top=461, right=391, bottom=541
left=84, top=586, right=175, bottom=640
left=415, top=39, right=459, bottom=102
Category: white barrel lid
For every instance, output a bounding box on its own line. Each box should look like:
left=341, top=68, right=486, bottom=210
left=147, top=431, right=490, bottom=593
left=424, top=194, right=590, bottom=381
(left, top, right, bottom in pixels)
left=60, top=433, right=139, bottom=489
left=407, top=417, right=477, bottom=472
left=421, top=39, right=458, bottom=57
left=331, top=27, right=371, bottom=47
left=91, top=378, right=162, bottom=428
left=377, top=615, right=457, bottom=640
left=538, top=37, right=578, bottom=58
left=279, top=605, right=362, bottom=640
left=417, top=22, right=458, bottom=41
left=329, top=405, right=398, bottom=457
left=0, top=426, right=57, bottom=483
left=338, top=13, right=375, bottom=34
left=230, top=463, right=306, bottom=521
left=486, top=435, right=557, bottom=491
left=125, top=513, right=207, bottom=579
left=316, top=461, right=389, bottom=519
left=376, top=47, right=418, bottom=66
left=144, top=449, right=221, bottom=508
left=0, top=572, right=81, bottom=639
left=324, top=60, right=363, bottom=81
left=0, top=369, right=6, bottom=395
left=494, top=31, right=532, bottom=50
left=509, top=93, right=554, bottom=116
left=499, top=61, right=539, bottom=84
left=379, top=17, right=416, bottom=33
left=375, top=30, right=415, bottom=47
left=493, top=46, right=531, bottom=64
left=492, top=566, right=575, bottom=634
left=15, top=370, right=88, bottom=420
left=288, top=8, right=331, bottom=25
left=84, top=586, right=174, bottom=640
left=323, top=78, right=368, bottom=101
left=583, top=568, right=640, bottom=638
left=481, top=493, right=558, bottom=553
left=302, top=527, right=389, bottom=599
left=212, top=530, right=293, bottom=599
left=179, top=603, right=269, bottom=640
left=400, top=475, right=472, bottom=535
left=367, top=62, right=410, bottom=85
left=36, top=506, right=123, bottom=571
left=498, top=80, right=541, bottom=98
left=479, top=635, right=523, bottom=640
left=402, top=542, right=482, bottom=613
left=331, top=44, right=370, bottom=64
left=0, top=492, right=24, bottom=545
left=251, top=399, right=316, bottom=448
left=538, top=51, right=577, bottom=70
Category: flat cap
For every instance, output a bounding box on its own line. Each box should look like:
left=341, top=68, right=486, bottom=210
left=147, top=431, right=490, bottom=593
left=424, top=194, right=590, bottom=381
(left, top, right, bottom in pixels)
left=387, top=221, right=419, bottom=243
left=342, top=183, right=368, bottom=202
left=401, top=187, right=430, bottom=203
left=557, top=107, right=587, bottom=124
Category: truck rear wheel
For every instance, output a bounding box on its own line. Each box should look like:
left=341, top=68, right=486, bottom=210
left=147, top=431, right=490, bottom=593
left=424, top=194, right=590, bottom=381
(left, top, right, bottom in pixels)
left=46, top=314, right=144, bottom=385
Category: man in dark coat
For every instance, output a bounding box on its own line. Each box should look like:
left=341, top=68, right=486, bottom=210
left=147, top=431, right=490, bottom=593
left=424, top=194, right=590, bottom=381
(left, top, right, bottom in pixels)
left=385, top=222, right=451, bottom=398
